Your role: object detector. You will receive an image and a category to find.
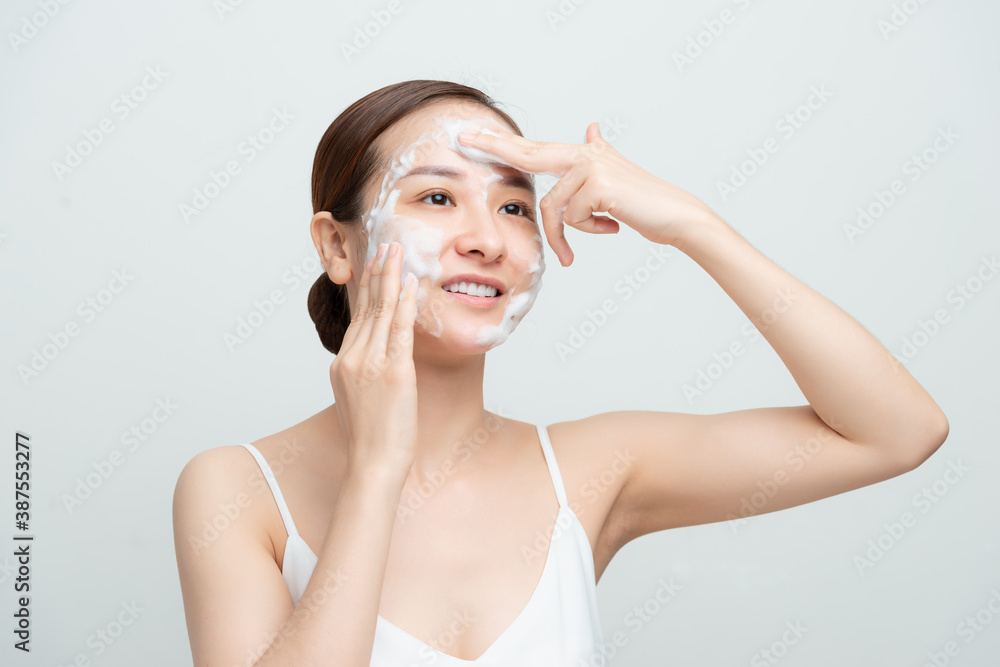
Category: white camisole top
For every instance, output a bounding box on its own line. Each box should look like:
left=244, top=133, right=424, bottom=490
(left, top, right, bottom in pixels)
left=239, top=423, right=606, bottom=665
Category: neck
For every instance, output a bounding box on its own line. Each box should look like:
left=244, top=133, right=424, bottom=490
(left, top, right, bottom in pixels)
left=409, top=350, right=494, bottom=480
left=324, top=347, right=510, bottom=484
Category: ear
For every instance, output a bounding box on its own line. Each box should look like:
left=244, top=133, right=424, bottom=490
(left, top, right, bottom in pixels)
left=310, top=211, right=360, bottom=286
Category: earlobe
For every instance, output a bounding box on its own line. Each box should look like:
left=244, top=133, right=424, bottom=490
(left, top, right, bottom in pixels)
left=310, top=211, right=356, bottom=286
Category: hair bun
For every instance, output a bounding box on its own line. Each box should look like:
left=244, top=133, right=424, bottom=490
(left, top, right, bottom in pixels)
left=307, top=273, right=349, bottom=354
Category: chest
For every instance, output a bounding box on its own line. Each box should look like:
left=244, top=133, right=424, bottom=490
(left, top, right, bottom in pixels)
left=285, top=459, right=569, bottom=658
left=267, top=422, right=623, bottom=659
left=377, top=487, right=568, bottom=659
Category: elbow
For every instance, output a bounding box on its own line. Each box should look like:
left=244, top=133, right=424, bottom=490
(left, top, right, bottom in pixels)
left=901, top=411, right=950, bottom=471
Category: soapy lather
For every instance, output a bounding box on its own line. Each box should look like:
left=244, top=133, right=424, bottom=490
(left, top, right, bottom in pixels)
left=360, top=115, right=545, bottom=348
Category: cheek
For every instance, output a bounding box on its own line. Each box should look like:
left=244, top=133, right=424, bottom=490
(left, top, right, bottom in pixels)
left=471, top=241, right=545, bottom=349
left=366, top=211, right=450, bottom=338
left=514, top=235, right=545, bottom=280
left=368, top=212, right=446, bottom=286
left=364, top=183, right=445, bottom=283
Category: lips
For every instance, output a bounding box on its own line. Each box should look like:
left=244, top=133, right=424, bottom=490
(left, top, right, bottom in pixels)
left=443, top=291, right=501, bottom=308
left=439, top=273, right=506, bottom=294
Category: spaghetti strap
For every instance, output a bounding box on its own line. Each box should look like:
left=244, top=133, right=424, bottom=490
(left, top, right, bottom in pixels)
left=259, top=427, right=607, bottom=661
left=535, top=424, right=568, bottom=508
left=239, top=443, right=301, bottom=539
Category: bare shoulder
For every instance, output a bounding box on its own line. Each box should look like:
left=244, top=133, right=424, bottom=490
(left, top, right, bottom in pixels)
left=174, top=444, right=263, bottom=496
left=173, top=445, right=259, bottom=507
left=544, top=415, right=637, bottom=579
left=546, top=413, right=637, bottom=499
left=172, top=443, right=303, bottom=665
left=172, top=444, right=279, bottom=560
left=545, top=415, right=630, bottom=476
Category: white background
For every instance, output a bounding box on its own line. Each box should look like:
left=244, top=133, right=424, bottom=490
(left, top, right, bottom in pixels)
left=2, top=0, right=998, bottom=665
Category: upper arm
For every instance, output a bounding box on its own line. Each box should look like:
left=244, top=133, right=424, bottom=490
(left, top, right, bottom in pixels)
left=172, top=446, right=295, bottom=667
left=590, top=405, right=933, bottom=544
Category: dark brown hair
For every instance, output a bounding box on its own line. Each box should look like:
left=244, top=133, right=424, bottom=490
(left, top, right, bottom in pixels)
left=308, top=79, right=525, bottom=354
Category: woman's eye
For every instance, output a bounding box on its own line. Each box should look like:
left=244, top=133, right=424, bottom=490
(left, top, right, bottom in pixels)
left=422, top=192, right=453, bottom=206
left=420, top=192, right=534, bottom=220
left=503, top=202, right=535, bottom=220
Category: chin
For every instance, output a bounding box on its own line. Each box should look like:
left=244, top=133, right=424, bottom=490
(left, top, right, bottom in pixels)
left=412, top=315, right=516, bottom=356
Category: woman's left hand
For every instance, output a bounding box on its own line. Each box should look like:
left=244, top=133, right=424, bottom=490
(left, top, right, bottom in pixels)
left=458, top=123, right=722, bottom=267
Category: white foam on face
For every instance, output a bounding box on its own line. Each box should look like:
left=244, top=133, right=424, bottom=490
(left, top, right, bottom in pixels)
left=474, top=233, right=545, bottom=348
left=362, top=130, right=447, bottom=337
left=479, top=171, right=502, bottom=204
left=432, top=117, right=560, bottom=179
left=360, top=113, right=546, bottom=349
left=433, top=118, right=510, bottom=167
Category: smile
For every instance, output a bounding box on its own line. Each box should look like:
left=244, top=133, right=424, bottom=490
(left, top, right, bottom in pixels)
left=442, top=281, right=500, bottom=297
left=441, top=286, right=503, bottom=308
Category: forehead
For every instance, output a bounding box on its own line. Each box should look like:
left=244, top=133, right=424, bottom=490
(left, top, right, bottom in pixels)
left=376, top=100, right=513, bottom=168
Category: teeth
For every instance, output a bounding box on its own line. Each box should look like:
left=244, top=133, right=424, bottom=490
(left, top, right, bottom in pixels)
left=443, top=281, right=498, bottom=297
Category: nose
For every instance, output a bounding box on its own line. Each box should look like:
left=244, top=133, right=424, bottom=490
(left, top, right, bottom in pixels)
left=452, top=195, right=506, bottom=262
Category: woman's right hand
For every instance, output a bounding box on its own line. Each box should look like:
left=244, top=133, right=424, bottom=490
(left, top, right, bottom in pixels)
left=329, top=241, right=420, bottom=479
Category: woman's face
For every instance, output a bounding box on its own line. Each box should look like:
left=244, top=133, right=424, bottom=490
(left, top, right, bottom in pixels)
left=357, top=100, right=545, bottom=354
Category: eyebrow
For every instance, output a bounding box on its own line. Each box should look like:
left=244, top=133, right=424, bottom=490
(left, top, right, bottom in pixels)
left=399, top=165, right=535, bottom=194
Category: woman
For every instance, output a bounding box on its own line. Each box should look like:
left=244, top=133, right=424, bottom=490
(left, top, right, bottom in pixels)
left=172, top=80, right=949, bottom=666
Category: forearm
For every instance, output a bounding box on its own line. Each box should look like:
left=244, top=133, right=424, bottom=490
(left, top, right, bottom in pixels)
left=674, top=217, right=949, bottom=462
left=254, top=465, right=406, bottom=667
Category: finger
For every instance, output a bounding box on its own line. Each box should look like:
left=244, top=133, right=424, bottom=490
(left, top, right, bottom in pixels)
left=585, top=121, right=604, bottom=144
left=590, top=215, right=621, bottom=234
left=367, top=241, right=404, bottom=354
left=390, top=270, right=419, bottom=363
left=584, top=122, right=616, bottom=160
left=537, top=165, right=589, bottom=267
left=357, top=242, right=390, bottom=349
left=539, top=163, right=586, bottom=229
left=341, top=252, right=377, bottom=352
left=416, top=274, right=443, bottom=334
left=563, top=180, right=621, bottom=235
left=541, top=206, right=574, bottom=269
left=565, top=214, right=620, bottom=235
left=458, top=128, right=576, bottom=177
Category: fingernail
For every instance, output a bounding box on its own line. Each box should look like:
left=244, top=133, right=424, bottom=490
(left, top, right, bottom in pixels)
left=377, top=243, right=387, bottom=257
left=458, top=132, right=477, bottom=143
left=388, top=242, right=398, bottom=256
